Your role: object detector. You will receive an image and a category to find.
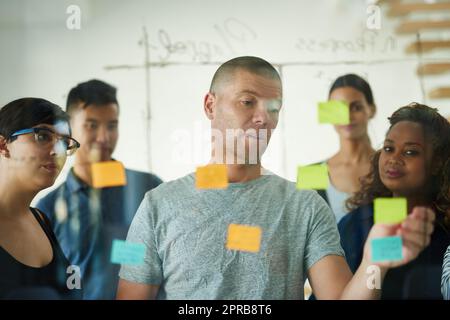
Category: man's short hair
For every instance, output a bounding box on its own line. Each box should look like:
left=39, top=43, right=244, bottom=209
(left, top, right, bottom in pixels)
left=209, top=56, right=282, bottom=94
left=66, top=79, right=119, bottom=115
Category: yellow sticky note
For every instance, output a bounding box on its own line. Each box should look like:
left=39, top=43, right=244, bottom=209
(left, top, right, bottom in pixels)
left=297, top=164, right=329, bottom=190
left=91, top=161, right=127, bottom=188
left=226, top=224, right=262, bottom=253
left=195, top=164, right=228, bottom=189
left=318, top=101, right=350, bottom=125
left=374, top=198, right=407, bottom=224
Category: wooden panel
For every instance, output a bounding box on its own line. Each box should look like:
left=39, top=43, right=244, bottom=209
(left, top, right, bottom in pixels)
left=375, top=0, right=401, bottom=4
left=405, top=40, right=450, bottom=53
left=417, top=63, right=450, bottom=75
left=396, top=20, right=450, bottom=34
left=428, top=87, right=450, bottom=99
left=388, top=2, right=450, bottom=17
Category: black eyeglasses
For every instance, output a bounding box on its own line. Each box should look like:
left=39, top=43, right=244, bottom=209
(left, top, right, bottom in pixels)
left=10, top=127, right=80, bottom=156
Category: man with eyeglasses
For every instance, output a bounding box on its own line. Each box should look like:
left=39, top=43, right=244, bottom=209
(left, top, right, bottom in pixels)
left=36, top=79, right=162, bottom=300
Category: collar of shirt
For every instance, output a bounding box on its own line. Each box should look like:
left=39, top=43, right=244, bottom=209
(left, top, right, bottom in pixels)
left=66, top=159, right=121, bottom=194
left=66, top=168, right=91, bottom=194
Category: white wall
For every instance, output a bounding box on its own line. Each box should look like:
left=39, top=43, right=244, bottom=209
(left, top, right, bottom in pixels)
left=0, top=0, right=449, bottom=201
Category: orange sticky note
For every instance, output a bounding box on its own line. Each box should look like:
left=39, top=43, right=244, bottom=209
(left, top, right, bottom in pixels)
left=195, top=164, right=228, bottom=189
left=226, top=224, right=262, bottom=253
left=91, top=161, right=127, bottom=188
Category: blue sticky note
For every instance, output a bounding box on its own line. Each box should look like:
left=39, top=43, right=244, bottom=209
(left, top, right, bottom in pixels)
left=371, top=236, right=403, bottom=262
left=111, top=239, right=146, bottom=265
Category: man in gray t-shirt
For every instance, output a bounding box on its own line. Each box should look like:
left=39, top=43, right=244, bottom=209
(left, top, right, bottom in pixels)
left=117, top=56, right=435, bottom=300
left=119, top=172, right=342, bottom=299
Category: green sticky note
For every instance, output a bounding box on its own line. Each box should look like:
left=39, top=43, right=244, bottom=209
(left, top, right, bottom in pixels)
left=371, top=236, right=403, bottom=262
left=297, top=164, right=329, bottom=190
left=374, top=198, right=407, bottom=224
left=111, top=239, right=146, bottom=265
left=318, top=101, right=350, bottom=125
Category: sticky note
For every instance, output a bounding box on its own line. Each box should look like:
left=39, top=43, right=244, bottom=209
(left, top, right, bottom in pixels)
left=296, top=164, right=329, bottom=190
left=196, top=164, right=228, bottom=189
left=226, top=224, right=262, bottom=253
left=318, top=101, right=350, bottom=125
left=371, top=236, right=403, bottom=262
left=374, top=198, right=407, bottom=224
left=91, top=161, right=127, bottom=188
left=111, top=239, right=146, bottom=265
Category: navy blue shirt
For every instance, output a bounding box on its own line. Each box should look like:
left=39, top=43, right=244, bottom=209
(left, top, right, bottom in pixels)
left=338, top=203, right=450, bottom=299
left=36, top=166, right=162, bottom=299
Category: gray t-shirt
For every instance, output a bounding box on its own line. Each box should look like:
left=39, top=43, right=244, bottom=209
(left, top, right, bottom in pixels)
left=119, top=172, right=344, bottom=299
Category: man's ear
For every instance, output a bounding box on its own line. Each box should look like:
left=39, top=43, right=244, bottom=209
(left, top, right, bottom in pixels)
left=203, top=92, right=216, bottom=121
left=0, top=135, right=10, bottom=158
left=369, top=104, right=376, bottom=119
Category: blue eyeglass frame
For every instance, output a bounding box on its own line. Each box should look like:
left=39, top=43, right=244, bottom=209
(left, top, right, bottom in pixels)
left=9, top=127, right=80, bottom=151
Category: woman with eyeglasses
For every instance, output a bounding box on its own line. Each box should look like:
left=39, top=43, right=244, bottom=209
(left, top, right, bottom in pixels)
left=0, top=98, right=82, bottom=299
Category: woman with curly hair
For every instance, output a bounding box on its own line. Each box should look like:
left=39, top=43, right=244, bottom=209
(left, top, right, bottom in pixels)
left=338, top=102, right=450, bottom=299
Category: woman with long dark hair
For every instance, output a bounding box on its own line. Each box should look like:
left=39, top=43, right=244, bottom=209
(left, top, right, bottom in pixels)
left=318, top=74, right=376, bottom=223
